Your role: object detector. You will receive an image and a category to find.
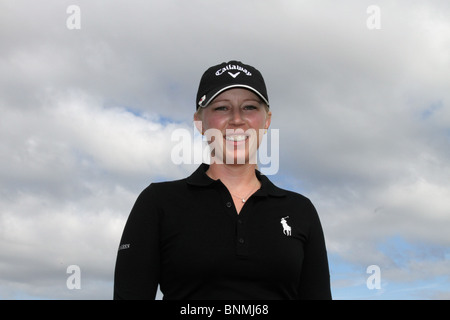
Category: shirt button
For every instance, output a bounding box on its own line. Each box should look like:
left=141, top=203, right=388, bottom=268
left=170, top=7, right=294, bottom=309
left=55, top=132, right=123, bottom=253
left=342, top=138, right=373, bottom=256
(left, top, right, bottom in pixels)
left=238, top=238, right=245, bottom=244
left=226, top=202, right=232, bottom=208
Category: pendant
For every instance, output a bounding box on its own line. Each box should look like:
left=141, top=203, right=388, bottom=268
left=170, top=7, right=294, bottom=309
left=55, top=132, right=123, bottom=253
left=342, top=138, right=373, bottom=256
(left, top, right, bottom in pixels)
left=242, top=199, right=246, bottom=203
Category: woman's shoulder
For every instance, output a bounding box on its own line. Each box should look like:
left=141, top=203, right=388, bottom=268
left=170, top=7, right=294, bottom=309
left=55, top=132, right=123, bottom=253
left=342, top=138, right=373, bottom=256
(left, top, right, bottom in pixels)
left=260, top=174, right=313, bottom=206
left=262, top=177, right=317, bottom=214
left=283, top=188, right=312, bottom=202
left=141, top=177, right=189, bottom=195
left=280, top=189, right=317, bottom=212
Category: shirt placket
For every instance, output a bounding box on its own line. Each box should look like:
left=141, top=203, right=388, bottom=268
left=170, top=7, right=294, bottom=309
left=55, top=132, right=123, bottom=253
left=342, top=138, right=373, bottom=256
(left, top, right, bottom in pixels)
left=222, top=187, right=249, bottom=258
left=235, top=216, right=248, bottom=257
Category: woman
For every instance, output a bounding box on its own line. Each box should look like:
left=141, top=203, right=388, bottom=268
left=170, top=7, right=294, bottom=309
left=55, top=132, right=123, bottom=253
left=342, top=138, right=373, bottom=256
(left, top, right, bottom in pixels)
left=114, top=60, right=331, bottom=300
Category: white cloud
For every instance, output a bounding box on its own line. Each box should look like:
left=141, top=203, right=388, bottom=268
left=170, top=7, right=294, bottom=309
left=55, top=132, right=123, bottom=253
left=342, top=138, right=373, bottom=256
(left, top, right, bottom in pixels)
left=0, top=88, right=193, bottom=298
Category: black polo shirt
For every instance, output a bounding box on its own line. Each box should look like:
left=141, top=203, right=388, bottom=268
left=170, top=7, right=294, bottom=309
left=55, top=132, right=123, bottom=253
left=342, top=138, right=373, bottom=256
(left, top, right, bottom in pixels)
left=114, top=164, right=331, bottom=300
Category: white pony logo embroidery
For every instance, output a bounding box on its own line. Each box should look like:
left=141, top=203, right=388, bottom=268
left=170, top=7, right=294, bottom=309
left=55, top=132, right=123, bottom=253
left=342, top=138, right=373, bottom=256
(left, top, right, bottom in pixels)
left=280, top=216, right=291, bottom=236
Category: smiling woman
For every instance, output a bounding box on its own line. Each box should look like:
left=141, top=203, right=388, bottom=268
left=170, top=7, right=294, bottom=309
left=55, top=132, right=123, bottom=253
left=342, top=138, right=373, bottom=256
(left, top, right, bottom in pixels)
left=194, top=88, right=270, bottom=167
left=114, top=60, right=331, bottom=300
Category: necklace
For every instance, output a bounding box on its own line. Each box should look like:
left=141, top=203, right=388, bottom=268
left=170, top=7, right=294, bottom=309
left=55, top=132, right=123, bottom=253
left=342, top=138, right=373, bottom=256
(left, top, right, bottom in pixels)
left=229, top=183, right=260, bottom=203
left=205, top=169, right=260, bottom=203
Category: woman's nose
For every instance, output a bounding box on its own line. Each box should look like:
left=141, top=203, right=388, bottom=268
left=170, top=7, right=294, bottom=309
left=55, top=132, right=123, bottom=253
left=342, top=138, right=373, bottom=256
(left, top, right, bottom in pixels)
left=229, top=108, right=245, bottom=125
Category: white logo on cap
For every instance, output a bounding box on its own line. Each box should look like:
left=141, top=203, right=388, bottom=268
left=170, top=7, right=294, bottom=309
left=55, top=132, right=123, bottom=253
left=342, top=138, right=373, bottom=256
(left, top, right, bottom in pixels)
left=198, top=95, right=206, bottom=106
left=215, top=64, right=252, bottom=76
left=228, top=71, right=240, bottom=78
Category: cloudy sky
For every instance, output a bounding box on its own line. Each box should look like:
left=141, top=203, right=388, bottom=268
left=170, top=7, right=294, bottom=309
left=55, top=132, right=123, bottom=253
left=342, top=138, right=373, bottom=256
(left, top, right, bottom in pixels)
left=1, top=0, right=449, bottom=299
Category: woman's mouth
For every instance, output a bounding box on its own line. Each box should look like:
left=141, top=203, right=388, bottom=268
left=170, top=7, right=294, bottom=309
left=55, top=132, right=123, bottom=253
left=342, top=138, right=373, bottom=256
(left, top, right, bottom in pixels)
left=225, top=134, right=248, bottom=142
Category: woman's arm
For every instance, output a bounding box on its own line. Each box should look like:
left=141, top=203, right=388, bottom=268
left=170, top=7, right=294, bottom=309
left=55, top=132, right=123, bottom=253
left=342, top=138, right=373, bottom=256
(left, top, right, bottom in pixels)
left=297, top=200, right=332, bottom=300
left=113, top=184, right=161, bottom=300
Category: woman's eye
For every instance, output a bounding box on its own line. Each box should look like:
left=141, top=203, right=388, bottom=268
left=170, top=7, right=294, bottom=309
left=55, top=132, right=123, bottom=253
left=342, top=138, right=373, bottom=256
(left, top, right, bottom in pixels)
left=214, top=106, right=228, bottom=111
left=244, top=105, right=258, bottom=110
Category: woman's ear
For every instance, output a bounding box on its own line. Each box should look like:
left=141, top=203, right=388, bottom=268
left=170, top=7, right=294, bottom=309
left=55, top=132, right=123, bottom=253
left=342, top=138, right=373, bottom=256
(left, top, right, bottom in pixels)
left=193, top=112, right=203, bottom=135
left=265, top=110, right=272, bottom=130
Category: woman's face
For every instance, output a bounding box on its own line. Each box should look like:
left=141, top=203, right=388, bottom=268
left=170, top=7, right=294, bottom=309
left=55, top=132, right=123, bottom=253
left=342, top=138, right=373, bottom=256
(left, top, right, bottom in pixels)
left=194, top=88, right=271, bottom=165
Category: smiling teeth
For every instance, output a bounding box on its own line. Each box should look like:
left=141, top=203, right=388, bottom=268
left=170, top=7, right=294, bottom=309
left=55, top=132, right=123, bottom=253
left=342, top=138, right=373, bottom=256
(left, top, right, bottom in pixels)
left=225, top=135, right=247, bottom=142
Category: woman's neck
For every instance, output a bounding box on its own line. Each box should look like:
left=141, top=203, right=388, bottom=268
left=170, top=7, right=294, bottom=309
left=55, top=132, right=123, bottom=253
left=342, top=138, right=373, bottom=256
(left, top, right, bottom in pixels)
left=206, top=163, right=260, bottom=192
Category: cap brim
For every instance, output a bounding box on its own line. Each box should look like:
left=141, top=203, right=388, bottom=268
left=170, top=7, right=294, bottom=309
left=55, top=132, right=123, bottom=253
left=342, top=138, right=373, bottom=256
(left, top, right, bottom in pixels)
left=200, top=84, right=269, bottom=108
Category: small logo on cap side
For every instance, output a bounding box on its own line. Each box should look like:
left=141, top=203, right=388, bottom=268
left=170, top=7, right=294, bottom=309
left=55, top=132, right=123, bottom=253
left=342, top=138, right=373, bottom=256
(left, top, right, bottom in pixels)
left=228, top=71, right=240, bottom=78
left=198, top=95, right=206, bottom=106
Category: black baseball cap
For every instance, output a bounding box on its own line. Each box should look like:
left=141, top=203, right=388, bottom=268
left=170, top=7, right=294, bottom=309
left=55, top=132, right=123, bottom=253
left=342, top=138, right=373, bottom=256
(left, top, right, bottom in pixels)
left=196, top=60, right=269, bottom=110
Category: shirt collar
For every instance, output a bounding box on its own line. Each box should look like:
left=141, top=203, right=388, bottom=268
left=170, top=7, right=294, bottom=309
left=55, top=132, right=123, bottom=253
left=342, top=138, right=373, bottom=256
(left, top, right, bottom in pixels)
left=186, top=163, right=286, bottom=198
